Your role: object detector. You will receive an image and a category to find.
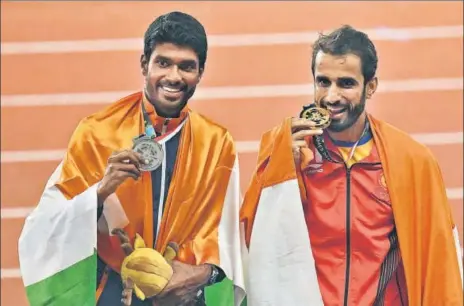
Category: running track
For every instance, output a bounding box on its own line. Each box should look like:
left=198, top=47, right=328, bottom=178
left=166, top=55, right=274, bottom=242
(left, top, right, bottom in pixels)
left=1, top=2, right=463, bottom=305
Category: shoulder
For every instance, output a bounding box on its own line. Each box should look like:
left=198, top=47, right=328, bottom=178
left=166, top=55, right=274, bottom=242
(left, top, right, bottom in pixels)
left=67, top=92, right=143, bottom=151
left=371, top=116, right=439, bottom=166
left=189, top=110, right=236, bottom=145
left=187, top=111, right=238, bottom=169
left=257, top=117, right=293, bottom=161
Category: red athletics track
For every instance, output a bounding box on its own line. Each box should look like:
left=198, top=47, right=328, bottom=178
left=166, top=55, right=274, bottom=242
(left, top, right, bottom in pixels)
left=1, top=2, right=462, bottom=305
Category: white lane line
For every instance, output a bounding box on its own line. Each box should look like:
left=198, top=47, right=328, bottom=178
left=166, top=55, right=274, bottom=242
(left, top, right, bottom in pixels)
left=1, top=207, right=35, bottom=219
left=1, top=269, right=22, bottom=279
left=236, top=132, right=464, bottom=149
left=2, top=186, right=462, bottom=220
left=1, top=78, right=462, bottom=107
left=1, top=132, right=462, bottom=164
left=1, top=25, right=462, bottom=54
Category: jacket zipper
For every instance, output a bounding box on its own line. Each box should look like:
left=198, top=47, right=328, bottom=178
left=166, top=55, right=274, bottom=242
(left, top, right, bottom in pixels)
left=341, top=160, right=381, bottom=306
left=343, top=166, right=352, bottom=306
left=161, top=118, right=171, bottom=135
left=324, top=146, right=382, bottom=306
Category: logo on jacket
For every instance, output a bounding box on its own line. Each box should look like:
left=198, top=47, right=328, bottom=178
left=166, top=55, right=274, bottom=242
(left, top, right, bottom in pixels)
left=374, top=172, right=391, bottom=204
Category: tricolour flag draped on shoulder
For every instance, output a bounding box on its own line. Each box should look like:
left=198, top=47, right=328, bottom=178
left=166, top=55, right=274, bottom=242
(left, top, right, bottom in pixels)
left=240, top=118, right=324, bottom=305
left=18, top=160, right=98, bottom=306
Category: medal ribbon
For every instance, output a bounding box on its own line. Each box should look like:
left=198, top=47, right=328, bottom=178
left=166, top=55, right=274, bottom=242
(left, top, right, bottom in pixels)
left=140, top=101, right=187, bottom=142
left=313, top=118, right=370, bottom=164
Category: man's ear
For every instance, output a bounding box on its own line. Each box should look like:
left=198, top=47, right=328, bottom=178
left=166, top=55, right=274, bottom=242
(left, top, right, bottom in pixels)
left=366, top=77, right=378, bottom=99
left=197, top=67, right=204, bottom=83
left=140, top=54, right=148, bottom=76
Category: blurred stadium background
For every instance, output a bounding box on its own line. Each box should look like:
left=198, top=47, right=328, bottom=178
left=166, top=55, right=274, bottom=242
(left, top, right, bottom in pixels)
left=1, top=1, right=462, bottom=305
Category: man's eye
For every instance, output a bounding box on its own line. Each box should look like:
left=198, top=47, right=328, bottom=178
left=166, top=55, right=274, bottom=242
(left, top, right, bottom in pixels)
left=181, top=65, right=194, bottom=72
left=156, top=60, right=169, bottom=68
left=339, top=79, right=355, bottom=88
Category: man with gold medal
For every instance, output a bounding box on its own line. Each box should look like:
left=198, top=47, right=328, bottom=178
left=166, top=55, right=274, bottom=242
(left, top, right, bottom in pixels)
left=240, top=25, right=463, bottom=305
left=18, top=12, right=246, bottom=306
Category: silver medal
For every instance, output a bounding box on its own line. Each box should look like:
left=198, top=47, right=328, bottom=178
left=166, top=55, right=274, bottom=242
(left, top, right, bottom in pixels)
left=132, top=135, right=163, bottom=172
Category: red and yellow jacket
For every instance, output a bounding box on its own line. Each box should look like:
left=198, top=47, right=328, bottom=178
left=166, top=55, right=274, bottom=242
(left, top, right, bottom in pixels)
left=240, top=114, right=463, bottom=306
left=301, top=127, right=407, bottom=305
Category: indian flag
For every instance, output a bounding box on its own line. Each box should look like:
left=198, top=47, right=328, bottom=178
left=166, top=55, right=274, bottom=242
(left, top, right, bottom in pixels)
left=18, top=162, right=98, bottom=306
left=240, top=118, right=324, bottom=305
left=18, top=159, right=246, bottom=306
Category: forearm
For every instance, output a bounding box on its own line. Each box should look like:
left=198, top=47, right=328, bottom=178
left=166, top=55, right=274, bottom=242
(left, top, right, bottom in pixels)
left=97, top=200, right=104, bottom=220
left=96, top=182, right=109, bottom=222
left=96, top=191, right=129, bottom=232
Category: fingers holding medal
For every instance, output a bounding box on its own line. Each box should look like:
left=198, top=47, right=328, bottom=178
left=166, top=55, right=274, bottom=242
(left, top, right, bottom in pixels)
left=96, top=133, right=164, bottom=205
left=291, top=103, right=331, bottom=166
left=97, top=149, right=145, bottom=204
left=299, top=104, right=332, bottom=130
left=292, top=103, right=331, bottom=141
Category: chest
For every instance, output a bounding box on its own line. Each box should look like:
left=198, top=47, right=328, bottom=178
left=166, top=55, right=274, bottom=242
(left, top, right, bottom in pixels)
left=302, top=160, right=394, bottom=249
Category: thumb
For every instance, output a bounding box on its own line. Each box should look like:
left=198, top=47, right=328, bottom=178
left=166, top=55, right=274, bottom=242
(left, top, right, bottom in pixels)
left=299, top=136, right=314, bottom=169
left=163, top=242, right=179, bottom=263
left=112, top=228, right=134, bottom=256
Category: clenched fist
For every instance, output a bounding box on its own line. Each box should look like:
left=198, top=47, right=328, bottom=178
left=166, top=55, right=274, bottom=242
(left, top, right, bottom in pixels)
left=97, top=150, right=146, bottom=204
left=291, top=118, right=323, bottom=166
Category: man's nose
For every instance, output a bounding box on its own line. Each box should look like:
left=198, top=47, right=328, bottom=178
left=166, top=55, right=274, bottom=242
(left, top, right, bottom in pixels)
left=326, top=85, right=342, bottom=103
left=165, top=66, right=182, bottom=83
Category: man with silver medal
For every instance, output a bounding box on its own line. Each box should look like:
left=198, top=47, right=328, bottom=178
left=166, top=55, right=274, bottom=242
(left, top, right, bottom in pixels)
left=35, top=11, right=243, bottom=306
left=110, top=12, right=239, bottom=306
left=17, top=10, right=241, bottom=306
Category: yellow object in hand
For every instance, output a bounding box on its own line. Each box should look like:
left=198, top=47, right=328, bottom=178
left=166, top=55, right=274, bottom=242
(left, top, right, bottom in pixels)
left=112, top=229, right=179, bottom=301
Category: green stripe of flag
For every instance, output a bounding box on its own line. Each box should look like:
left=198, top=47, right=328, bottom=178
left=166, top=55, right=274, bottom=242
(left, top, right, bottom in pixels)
left=25, top=252, right=96, bottom=306
left=206, top=278, right=247, bottom=306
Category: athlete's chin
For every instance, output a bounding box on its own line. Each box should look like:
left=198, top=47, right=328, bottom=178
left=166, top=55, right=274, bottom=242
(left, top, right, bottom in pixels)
left=328, top=115, right=346, bottom=128
left=159, top=96, right=183, bottom=106
left=156, top=97, right=186, bottom=117
left=328, top=118, right=352, bottom=132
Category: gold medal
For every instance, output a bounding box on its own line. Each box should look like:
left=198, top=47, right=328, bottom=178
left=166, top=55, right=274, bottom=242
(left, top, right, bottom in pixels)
left=299, top=104, right=332, bottom=129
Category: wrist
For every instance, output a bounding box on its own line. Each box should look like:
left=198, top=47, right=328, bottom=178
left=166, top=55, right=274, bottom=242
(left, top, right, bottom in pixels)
left=193, top=264, right=212, bottom=287
left=97, top=185, right=108, bottom=207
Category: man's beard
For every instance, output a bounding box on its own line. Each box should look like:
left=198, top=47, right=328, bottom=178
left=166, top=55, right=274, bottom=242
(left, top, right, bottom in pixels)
left=183, top=85, right=197, bottom=103
left=323, top=87, right=367, bottom=133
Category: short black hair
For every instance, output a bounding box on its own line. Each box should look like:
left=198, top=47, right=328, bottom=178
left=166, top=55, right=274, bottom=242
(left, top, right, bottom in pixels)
left=311, top=25, right=378, bottom=84
left=143, top=11, right=208, bottom=70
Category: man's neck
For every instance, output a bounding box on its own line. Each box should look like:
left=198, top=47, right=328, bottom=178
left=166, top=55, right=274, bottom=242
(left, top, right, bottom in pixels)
left=328, top=113, right=367, bottom=143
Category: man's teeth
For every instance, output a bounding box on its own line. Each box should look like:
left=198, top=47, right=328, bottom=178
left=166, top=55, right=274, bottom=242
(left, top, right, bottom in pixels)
left=328, top=108, right=346, bottom=114
left=162, top=86, right=182, bottom=93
